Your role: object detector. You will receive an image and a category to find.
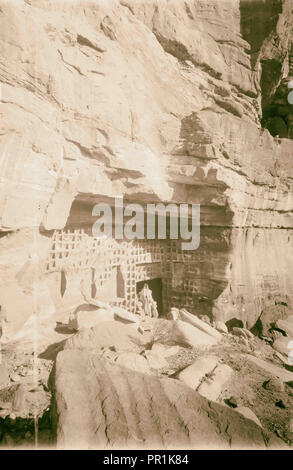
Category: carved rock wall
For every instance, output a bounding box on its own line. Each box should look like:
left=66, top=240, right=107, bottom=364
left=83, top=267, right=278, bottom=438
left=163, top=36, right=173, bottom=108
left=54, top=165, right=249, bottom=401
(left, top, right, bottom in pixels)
left=1, top=0, right=293, bottom=337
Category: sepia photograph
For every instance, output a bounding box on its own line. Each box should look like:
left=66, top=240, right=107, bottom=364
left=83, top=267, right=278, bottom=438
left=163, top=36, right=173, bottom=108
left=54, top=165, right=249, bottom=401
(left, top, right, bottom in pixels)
left=0, top=0, right=293, bottom=454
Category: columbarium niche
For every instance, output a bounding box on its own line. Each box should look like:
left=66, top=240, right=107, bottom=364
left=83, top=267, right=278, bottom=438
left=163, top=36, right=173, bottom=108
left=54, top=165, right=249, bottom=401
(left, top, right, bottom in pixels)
left=40, top=196, right=229, bottom=320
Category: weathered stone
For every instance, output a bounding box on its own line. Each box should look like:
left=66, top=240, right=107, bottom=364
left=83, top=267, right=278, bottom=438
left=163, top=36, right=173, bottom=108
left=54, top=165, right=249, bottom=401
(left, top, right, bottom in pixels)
left=152, top=319, right=219, bottom=348
left=175, top=320, right=220, bottom=348
left=242, top=328, right=254, bottom=339
left=178, top=356, right=219, bottom=390
left=145, top=350, right=169, bottom=371
left=199, top=315, right=211, bottom=325
left=0, top=0, right=293, bottom=342
left=113, top=307, right=139, bottom=325
left=238, top=336, right=250, bottom=348
left=251, top=305, right=291, bottom=339
left=197, top=364, right=234, bottom=402
left=64, top=321, right=145, bottom=354
left=215, top=321, right=228, bottom=334
left=232, top=327, right=248, bottom=339
left=52, top=350, right=273, bottom=449
left=167, top=308, right=180, bottom=321
left=68, top=308, right=114, bottom=331
left=273, top=350, right=293, bottom=367
left=179, top=310, right=222, bottom=340
left=115, top=352, right=151, bottom=375
left=9, top=373, right=20, bottom=383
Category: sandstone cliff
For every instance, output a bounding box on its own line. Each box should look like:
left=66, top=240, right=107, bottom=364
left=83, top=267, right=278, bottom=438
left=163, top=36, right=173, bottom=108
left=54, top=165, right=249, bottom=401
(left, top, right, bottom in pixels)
left=1, top=0, right=293, bottom=338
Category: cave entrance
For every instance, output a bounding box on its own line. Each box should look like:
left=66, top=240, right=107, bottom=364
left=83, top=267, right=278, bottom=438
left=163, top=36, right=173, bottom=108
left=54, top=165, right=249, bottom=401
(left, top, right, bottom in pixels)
left=136, top=278, right=163, bottom=316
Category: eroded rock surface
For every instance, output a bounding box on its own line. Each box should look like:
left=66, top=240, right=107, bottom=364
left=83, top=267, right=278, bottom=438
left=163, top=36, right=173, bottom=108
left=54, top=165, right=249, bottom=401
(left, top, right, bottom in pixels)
left=52, top=350, right=272, bottom=450
left=0, top=0, right=293, bottom=338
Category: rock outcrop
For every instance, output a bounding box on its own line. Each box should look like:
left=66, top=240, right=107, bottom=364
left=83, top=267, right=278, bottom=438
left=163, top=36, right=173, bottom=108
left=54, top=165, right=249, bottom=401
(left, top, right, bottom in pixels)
left=1, top=0, right=293, bottom=336
left=52, top=349, right=271, bottom=449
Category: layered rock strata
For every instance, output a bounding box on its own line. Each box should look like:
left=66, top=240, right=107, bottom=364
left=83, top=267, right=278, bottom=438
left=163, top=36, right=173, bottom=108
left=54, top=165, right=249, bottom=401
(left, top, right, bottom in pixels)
left=1, top=0, right=293, bottom=337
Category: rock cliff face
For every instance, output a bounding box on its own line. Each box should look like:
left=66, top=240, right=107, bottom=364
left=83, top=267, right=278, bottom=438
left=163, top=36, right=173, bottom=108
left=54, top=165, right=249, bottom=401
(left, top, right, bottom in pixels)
left=1, top=0, right=293, bottom=338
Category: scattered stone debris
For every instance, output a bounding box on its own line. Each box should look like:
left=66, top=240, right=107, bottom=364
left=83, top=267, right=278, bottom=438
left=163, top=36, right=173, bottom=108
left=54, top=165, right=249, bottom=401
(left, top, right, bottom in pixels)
left=1, top=303, right=293, bottom=449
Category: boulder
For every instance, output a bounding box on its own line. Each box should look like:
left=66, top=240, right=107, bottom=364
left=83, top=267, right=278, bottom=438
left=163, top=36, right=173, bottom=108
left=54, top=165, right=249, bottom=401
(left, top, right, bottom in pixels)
left=79, top=297, right=139, bottom=325
left=242, top=328, right=254, bottom=339
left=52, top=350, right=273, bottom=449
left=251, top=305, right=290, bottom=338
left=178, top=356, right=219, bottom=390
left=176, top=320, right=220, bottom=348
left=273, top=350, right=293, bottom=367
left=9, top=372, right=21, bottom=383
left=273, top=336, right=293, bottom=356
left=215, top=321, right=228, bottom=334
left=232, top=327, right=248, bottom=339
left=151, top=319, right=219, bottom=348
left=64, top=321, right=145, bottom=354
left=199, top=315, right=211, bottom=325
left=145, top=350, right=169, bottom=370
left=179, top=310, right=222, bottom=340
left=112, top=306, right=139, bottom=325
left=68, top=308, right=114, bottom=331
left=167, top=308, right=180, bottom=321
left=197, top=364, right=234, bottom=402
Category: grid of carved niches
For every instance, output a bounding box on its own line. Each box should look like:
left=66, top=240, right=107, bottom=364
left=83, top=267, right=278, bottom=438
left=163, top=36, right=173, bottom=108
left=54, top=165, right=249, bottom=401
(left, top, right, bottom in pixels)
left=46, top=231, right=168, bottom=273
left=46, top=230, right=120, bottom=272
left=46, top=230, right=170, bottom=313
